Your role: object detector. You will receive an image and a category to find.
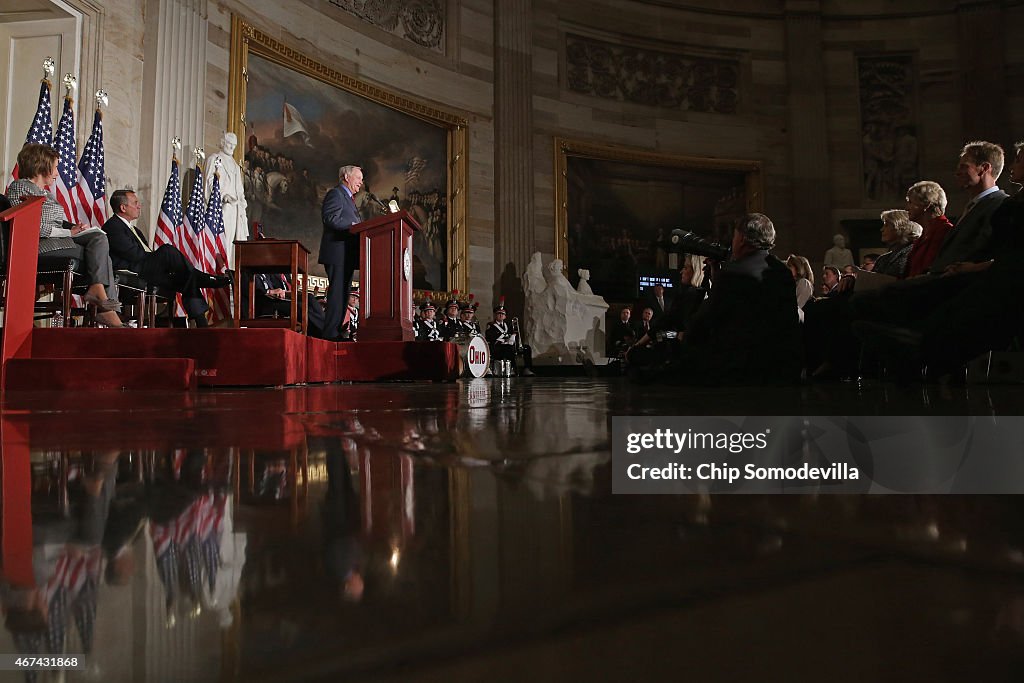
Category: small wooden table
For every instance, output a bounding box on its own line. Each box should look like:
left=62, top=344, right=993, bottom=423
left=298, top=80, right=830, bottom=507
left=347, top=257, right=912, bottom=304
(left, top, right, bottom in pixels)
left=233, top=239, right=310, bottom=335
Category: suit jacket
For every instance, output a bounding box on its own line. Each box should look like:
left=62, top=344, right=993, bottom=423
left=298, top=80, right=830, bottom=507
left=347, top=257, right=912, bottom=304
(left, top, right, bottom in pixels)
left=928, top=189, right=1008, bottom=273
left=638, top=290, right=672, bottom=318
left=102, top=215, right=150, bottom=272
left=319, top=186, right=360, bottom=266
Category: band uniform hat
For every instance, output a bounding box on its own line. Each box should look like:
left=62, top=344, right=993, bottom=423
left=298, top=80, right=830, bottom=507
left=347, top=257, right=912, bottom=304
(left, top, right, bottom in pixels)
left=493, top=296, right=507, bottom=314
left=420, top=301, right=436, bottom=313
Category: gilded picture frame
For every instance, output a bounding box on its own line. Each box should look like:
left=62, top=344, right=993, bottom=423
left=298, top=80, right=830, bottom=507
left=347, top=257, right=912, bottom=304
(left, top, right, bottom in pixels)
left=553, top=137, right=764, bottom=301
left=227, top=17, right=468, bottom=291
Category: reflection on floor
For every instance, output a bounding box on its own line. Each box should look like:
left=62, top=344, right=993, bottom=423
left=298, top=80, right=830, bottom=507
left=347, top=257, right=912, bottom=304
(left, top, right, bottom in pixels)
left=1, top=378, right=1023, bottom=682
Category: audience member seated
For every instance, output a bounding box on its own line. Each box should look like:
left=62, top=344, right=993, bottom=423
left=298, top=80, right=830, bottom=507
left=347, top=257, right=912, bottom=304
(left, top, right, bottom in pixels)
left=903, top=180, right=955, bottom=278
left=627, top=255, right=709, bottom=368
left=103, top=189, right=230, bottom=328
left=860, top=253, right=879, bottom=271
left=649, top=213, right=802, bottom=385
left=851, top=140, right=1009, bottom=328
left=820, top=265, right=841, bottom=296
left=608, top=307, right=636, bottom=363
left=786, top=254, right=814, bottom=322
left=871, top=209, right=922, bottom=278
left=254, top=272, right=328, bottom=338
left=855, top=140, right=1024, bottom=380
left=6, top=143, right=124, bottom=327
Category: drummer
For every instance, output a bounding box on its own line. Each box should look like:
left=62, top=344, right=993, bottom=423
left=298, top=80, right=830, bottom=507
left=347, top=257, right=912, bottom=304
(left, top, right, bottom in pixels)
left=485, top=300, right=535, bottom=377
left=415, top=301, right=442, bottom=341
left=459, top=300, right=481, bottom=335
left=440, top=296, right=463, bottom=341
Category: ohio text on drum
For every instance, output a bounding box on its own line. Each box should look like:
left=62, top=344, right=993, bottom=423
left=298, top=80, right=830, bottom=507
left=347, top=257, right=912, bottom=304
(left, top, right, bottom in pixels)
left=457, top=334, right=490, bottom=378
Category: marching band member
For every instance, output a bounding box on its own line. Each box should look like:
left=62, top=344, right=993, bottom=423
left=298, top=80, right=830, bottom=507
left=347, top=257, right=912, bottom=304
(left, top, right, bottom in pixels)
left=338, top=288, right=359, bottom=341
left=485, top=300, right=535, bottom=376
left=414, top=301, right=442, bottom=341
left=459, top=300, right=481, bottom=335
left=440, top=296, right=463, bottom=341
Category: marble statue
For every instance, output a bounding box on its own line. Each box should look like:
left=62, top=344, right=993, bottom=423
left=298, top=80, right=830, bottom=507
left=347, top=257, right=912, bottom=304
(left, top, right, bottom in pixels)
left=205, top=132, right=248, bottom=269
left=823, top=233, right=854, bottom=269
left=576, top=268, right=593, bottom=295
left=523, top=254, right=609, bottom=365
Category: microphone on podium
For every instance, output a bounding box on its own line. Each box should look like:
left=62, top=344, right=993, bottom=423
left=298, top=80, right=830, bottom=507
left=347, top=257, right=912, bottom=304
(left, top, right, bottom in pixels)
left=364, top=188, right=390, bottom=212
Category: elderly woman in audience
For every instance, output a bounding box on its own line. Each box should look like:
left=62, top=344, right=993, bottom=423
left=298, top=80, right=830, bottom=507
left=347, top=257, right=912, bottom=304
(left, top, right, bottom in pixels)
left=6, top=143, right=124, bottom=327
left=786, top=254, right=814, bottom=322
left=871, top=209, right=922, bottom=278
left=903, top=180, right=955, bottom=278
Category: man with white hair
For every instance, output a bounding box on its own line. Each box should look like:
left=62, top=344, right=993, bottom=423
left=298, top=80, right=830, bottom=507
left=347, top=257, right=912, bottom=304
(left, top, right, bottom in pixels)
left=320, top=165, right=364, bottom=341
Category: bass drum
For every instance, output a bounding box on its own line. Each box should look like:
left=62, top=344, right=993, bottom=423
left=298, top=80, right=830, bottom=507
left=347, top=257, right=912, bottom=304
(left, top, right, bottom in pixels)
left=457, top=334, right=491, bottom=378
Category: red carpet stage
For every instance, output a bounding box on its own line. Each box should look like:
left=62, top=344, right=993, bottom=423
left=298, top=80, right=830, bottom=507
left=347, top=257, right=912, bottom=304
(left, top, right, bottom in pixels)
left=11, top=328, right=460, bottom=390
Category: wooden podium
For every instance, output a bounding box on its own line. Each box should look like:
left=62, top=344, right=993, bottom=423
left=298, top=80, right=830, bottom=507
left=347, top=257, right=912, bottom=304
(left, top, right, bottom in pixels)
left=352, top=211, right=420, bottom=342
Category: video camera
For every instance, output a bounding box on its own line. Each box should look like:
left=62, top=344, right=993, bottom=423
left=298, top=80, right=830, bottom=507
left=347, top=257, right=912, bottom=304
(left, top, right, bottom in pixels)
left=669, top=229, right=731, bottom=261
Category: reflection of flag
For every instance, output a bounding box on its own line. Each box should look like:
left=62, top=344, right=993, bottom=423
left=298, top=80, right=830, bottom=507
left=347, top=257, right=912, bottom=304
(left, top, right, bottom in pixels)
left=204, top=173, right=232, bottom=323
left=282, top=101, right=311, bottom=144
left=405, top=156, right=427, bottom=187
left=75, top=108, right=107, bottom=227
left=52, top=95, right=79, bottom=222
left=8, top=78, right=52, bottom=186
left=72, top=577, right=98, bottom=654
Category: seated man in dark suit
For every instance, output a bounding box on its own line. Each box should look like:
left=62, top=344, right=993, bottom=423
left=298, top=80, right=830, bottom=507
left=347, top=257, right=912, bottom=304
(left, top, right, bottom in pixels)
left=103, top=189, right=229, bottom=327
left=253, top=272, right=328, bottom=338
left=659, top=213, right=802, bottom=385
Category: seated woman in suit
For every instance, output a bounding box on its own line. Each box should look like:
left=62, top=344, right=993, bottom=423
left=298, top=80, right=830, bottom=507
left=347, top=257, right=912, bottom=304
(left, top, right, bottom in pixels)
left=6, top=143, right=124, bottom=327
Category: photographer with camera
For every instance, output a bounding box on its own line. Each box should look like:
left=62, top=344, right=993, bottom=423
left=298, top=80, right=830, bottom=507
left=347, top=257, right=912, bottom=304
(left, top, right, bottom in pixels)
left=644, top=214, right=801, bottom=385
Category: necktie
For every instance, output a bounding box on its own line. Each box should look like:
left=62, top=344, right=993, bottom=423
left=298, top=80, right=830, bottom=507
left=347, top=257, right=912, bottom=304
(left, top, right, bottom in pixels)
left=657, top=296, right=664, bottom=309
left=957, top=198, right=978, bottom=226
left=131, top=226, right=151, bottom=252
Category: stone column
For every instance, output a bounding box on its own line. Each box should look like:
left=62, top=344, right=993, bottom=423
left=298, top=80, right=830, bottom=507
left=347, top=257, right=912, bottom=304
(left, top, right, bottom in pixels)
left=494, top=0, right=535, bottom=289
left=783, top=1, right=831, bottom=256
left=956, top=1, right=1008, bottom=145
left=138, top=0, right=208, bottom=241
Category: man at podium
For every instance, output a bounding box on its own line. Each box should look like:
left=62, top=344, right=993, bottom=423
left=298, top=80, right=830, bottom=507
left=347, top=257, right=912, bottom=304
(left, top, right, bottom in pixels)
left=320, top=165, right=363, bottom=341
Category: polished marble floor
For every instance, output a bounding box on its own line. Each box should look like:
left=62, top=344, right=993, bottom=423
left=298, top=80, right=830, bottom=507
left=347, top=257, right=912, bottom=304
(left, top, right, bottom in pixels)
left=1, top=378, right=1024, bottom=682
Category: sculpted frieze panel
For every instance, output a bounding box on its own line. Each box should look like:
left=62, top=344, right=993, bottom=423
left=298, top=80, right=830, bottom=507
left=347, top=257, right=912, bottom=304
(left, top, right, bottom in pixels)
left=565, top=33, right=739, bottom=114
left=328, top=0, right=445, bottom=52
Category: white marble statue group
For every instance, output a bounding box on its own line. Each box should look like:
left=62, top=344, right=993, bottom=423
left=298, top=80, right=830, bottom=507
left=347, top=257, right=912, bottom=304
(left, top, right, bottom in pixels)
left=522, top=253, right=609, bottom=365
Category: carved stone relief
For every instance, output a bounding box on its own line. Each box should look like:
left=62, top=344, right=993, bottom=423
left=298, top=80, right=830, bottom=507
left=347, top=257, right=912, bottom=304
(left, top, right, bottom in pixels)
left=329, top=0, right=445, bottom=52
left=858, top=55, right=918, bottom=201
left=565, top=33, right=739, bottom=114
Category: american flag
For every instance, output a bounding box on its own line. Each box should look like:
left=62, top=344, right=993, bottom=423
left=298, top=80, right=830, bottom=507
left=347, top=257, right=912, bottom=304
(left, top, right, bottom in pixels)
left=52, top=95, right=80, bottom=222
left=154, top=157, right=182, bottom=249
left=179, top=164, right=206, bottom=270
left=7, top=79, right=52, bottom=185
left=204, top=172, right=232, bottom=323
left=74, top=108, right=106, bottom=227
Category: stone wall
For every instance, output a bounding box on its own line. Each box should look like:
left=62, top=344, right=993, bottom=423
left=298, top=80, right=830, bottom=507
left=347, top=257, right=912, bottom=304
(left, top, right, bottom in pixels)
left=21, top=0, right=1022, bottom=308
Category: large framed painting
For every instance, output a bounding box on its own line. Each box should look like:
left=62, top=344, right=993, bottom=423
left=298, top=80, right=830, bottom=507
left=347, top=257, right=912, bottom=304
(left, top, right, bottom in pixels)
left=227, top=17, right=468, bottom=291
left=554, top=138, right=763, bottom=303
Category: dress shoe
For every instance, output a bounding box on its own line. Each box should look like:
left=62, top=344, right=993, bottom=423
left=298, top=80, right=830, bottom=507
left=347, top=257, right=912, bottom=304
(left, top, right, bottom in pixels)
left=83, top=293, right=123, bottom=312
left=96, top=310, right=127, bottom=327
left=204, top=273, right=232, bottom=288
